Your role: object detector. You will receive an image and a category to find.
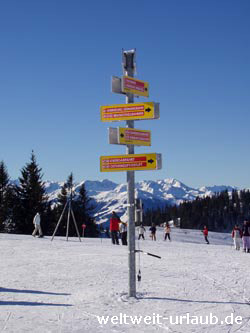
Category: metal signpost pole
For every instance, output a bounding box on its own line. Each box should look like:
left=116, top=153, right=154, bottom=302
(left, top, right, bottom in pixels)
left=102, top=50, right=161, bottom=297
left=123, top=50, right=136, bottom=297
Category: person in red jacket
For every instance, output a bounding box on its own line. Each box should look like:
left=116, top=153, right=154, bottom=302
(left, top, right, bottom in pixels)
left=202, top=226, right=209, bottom=244
left=110, top=211, right=120, bottom=245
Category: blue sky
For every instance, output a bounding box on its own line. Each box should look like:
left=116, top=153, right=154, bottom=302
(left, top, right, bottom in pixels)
left=0, top=0, right=249, bottom=188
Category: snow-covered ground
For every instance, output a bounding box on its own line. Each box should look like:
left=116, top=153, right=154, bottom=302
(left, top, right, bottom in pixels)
left=1, top=228, right=250, bottom=332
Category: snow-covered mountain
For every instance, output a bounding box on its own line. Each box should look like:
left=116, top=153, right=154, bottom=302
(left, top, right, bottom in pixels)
left=43, top=178, right=236, bottom=223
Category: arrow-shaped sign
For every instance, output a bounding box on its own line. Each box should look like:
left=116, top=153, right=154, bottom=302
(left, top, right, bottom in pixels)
left=109, top=127, right=151, bottom=146
left=100, top=153, right=162, bottom=172
left=100, top=102, right=159, bottom=122
left=122, top=76, right=149, bottom=97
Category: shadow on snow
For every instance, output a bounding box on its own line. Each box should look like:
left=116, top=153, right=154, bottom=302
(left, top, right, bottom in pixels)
left=0, top=287, right=70, bottom=296
left=0, top=287, right=72, bottom=306
left=140, top=296, right=249, bottom=306
left=0, top=300, right=72, bottom=306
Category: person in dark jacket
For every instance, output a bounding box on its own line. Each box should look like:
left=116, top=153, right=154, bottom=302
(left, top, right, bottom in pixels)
left=110, top=211, right=120, bottom=245
left=149, top=224, right=157, bottom=241
left=242, top=220, right=250, bottom=253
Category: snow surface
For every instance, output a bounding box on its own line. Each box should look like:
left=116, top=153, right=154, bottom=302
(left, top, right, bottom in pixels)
left=1, top=228, right=250, bottom=332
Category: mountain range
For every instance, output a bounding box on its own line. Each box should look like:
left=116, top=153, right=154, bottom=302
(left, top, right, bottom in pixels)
left=43, top=178, right=236, bottom=223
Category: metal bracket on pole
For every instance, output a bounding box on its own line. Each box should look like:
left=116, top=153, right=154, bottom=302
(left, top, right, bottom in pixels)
left=135, top=250, right=161, bottom=259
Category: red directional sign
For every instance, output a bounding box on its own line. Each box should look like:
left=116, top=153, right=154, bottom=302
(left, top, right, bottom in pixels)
left=120, top=128, right=150, bottom=144
left=122, top=76, right=149, bottom=97
left=109, top=127, right=151, bottom=146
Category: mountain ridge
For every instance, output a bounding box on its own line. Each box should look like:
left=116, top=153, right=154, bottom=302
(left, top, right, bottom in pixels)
left=41, top=178, right=238, bottom=223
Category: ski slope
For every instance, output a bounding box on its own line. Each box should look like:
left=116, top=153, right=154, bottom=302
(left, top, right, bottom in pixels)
left=0, top=228, right=250, bottom=332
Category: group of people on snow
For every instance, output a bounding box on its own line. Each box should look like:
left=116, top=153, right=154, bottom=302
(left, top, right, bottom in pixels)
left=109, top=212, right=172, bottom=244
left=109, top=212, right=250, bottom=253
left=148, top=223, right=171, bottom=241
left=33, top=209, right=250, bottom=253
left=109, top=211, right=127, bottom=245
left=231, top=220, right=250, bottom=252
left=202, top=221, right=250, bottom=252
left=137, top=223, right=158, bottom=241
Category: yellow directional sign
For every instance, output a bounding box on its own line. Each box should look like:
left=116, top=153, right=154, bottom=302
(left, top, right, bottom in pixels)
left=122, top=76, right=149, bottom=97
left=100, top=102, right=159, bottom=122
left=100, top=153, right=162, bottom=172
left=109, top=127, right=151, bottom=146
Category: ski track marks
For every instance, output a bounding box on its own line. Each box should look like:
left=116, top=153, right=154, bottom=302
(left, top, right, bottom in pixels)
left=0, top=232, right=250, bottom=332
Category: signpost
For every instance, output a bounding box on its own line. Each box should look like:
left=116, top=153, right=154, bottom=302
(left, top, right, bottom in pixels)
left=100, top=102, right=159, bottom=122
left=108, top=127, right=151, bottom=146
left=100, top=49, right=162, bottom=298
left=100, top=153, right=162, bottom=172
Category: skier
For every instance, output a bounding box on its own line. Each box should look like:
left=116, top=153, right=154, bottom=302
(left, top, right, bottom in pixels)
left=109, top=211, right=120, bottom=245
left=138, top=224, right=146, bottom=240
left=164, top=223, right=171, bottom=241
left=231, top=224, right=242, bottom=250
left=119, top=221, right=127, bottom=246
left=105, top=227, right=110, bottom=238
left=81, top=224, right=86, bottom=237
left=202, top=226, right=209, bottom=244
left=149, top=224, right=157, bottom=241
left=242, top=220, right=250, bottom=253
left=32, top=212, right=43, bottom=238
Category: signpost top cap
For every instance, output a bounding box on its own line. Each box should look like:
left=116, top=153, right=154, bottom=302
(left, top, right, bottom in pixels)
left=122, top=48, right=136, bottom=73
